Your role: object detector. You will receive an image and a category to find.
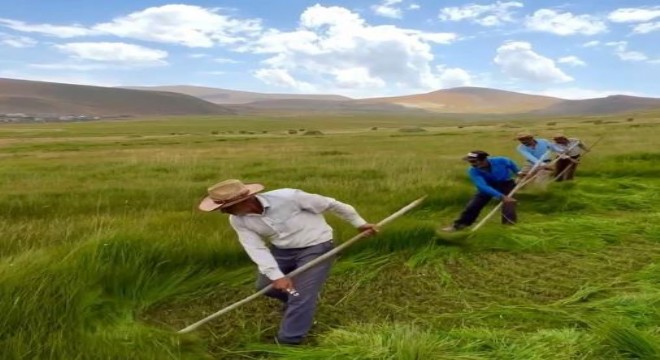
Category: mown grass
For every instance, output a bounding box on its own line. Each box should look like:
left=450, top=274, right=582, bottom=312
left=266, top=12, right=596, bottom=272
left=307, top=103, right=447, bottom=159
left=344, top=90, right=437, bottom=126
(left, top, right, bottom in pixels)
left=0, top=114, right=658, bottom=359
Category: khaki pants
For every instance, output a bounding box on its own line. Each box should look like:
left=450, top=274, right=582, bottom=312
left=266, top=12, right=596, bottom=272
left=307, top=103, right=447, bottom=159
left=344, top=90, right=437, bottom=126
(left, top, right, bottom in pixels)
left=520, top=162, right=552, bottom=185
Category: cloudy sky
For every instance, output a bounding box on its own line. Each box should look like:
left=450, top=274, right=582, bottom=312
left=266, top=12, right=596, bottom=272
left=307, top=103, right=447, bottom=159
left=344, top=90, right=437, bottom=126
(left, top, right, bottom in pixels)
left=0, top=0, right=659, bottom=99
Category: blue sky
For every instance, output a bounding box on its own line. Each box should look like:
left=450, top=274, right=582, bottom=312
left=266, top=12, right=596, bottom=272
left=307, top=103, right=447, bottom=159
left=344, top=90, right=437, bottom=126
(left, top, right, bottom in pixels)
left=0, top=0, right=659, bottom=99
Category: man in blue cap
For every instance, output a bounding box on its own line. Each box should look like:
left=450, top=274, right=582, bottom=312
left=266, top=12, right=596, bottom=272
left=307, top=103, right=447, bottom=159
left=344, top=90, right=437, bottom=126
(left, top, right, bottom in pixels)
left=443, top=150, right=520, bottom=232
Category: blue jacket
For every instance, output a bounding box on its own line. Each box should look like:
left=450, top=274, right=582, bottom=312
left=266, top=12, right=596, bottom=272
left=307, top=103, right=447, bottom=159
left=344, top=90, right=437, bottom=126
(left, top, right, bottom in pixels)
left=468, top=157, right=520, bottom=198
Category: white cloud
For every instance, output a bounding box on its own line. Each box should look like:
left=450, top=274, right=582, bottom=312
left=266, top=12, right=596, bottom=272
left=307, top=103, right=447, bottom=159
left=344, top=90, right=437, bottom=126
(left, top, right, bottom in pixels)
left=93, top=4, right=262, bottom=48
left=557, top=56, right=586, bottom=67
left=525, top=9, right=607, bottom=35
left=28, top=63, right=109, bottom=71
left=605, top=41, right=651, bottom=62
left=633, top=22, right=660, bottom=34
left=0, top=32, right=37, bottom=47
left=333, top=67, right=387, bottom=88
left=436, top=65, right=472, bottom=88
left=54, top=42, right=168, bottom=65
left=0, top=5, right=262, bottom=48
left=0, top=18, right=96, bottom=37
left=582, top=40, right=600, bottom=47
left=494, top=41, right=573, bottom=83
left=213, top=57, right=240, bottom=64
left=253, top=68, right=316, bottom=92
left=617, top=51, right=648, bottom=62
left=188, top=53, right=209, bottom=59
left=246, top=5, right=459, bottom=94
left=372, top=0, right=404, bottom=19
left=608, top=7, right=660, bottom=23
left=605, top=41, right=626, bottom=51
left=439, top=1, right=523, bottom=27
left=409, top=4, right=421, bottom=10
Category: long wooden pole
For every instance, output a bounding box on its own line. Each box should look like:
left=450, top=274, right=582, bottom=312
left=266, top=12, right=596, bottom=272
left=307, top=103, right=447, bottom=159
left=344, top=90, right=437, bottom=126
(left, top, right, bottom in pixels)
left=178, top=196, right=426, bottom=334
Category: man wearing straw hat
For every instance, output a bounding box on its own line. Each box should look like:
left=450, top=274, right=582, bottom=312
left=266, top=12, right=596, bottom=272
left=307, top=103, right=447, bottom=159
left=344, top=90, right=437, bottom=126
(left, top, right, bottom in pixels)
left=515, top=131, right=555, bottom=185
left=199, top=179, right=377, bottom=345
left=442, top=151, right=519, bottom=232
left=551, top=133, right=589, bottom=181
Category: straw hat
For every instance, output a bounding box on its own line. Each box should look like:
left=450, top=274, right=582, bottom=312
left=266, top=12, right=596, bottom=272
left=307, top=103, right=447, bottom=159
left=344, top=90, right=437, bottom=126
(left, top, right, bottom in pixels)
left=198, top=179, right=264, bottom=212
left=515, top=131, right=534, bottom=140
left=552, top=132, right=567, bottom=140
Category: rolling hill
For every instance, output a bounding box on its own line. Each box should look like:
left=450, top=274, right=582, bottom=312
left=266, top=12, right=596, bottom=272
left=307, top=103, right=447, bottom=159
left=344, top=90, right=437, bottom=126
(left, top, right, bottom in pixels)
left=234, top=98, right=428, bottom=114
left=124, top=85, right=350, bottom=104
left=533, top=95, right=660, bottom=116
left=0, top=78, right=235, bottom=116
left=4, top=78, right=660, bottom=118
left=358, top=87, right=564, bottom=114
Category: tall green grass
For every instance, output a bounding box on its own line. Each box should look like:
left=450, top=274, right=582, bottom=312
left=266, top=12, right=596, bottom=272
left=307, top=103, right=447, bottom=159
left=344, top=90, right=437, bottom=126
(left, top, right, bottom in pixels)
left=1, top=114, right=659, bottom=359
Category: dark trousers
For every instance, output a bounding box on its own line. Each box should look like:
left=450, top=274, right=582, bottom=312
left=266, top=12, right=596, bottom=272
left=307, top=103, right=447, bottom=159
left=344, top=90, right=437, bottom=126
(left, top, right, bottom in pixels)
left=453, top=180, right=517, bottom=228
left=554, top=156, right=580, bottom=181
left=256, top=241, right=334, bottom=344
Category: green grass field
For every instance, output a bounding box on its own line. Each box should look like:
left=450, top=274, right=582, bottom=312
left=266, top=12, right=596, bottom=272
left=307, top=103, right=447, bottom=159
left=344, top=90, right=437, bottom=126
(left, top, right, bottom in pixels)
left=1, top=113, right=658, bottom=359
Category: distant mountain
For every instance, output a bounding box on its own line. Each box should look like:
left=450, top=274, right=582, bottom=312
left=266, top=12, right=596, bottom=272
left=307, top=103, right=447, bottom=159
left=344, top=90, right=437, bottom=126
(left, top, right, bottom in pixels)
left=358, top=87, right=564, bottom=114
left=124, top=85, right=350, bottom=104
left=4, top=78, right=659, bottom=118
left=236, top=98, right=427, bottom=114
left=532, top=95, right=660, bottom=116
left=0, top=78, right=234, bottom=116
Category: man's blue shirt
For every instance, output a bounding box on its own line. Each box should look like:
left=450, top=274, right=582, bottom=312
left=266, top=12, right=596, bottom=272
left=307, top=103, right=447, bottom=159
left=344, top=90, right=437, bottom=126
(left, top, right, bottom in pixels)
left=517, top=138, right=554, bottom=163
left=468, top=157, right=520, bottom=198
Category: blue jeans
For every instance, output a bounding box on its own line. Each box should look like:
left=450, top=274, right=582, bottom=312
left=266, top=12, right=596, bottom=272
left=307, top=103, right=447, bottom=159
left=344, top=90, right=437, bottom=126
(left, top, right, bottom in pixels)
left=256, top=241, right=335, bottom=344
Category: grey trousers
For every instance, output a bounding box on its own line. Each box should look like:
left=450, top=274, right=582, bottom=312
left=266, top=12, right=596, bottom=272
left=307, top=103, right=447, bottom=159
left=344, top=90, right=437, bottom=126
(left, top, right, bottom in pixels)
left=256, top=241, right=335, bottom=344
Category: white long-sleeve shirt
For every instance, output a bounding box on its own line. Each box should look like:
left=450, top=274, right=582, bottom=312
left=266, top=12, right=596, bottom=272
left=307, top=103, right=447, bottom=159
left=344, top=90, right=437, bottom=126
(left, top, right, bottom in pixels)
left=228, top=188, right=367, bottom=280
left=553, top=138, right=585, bottom=157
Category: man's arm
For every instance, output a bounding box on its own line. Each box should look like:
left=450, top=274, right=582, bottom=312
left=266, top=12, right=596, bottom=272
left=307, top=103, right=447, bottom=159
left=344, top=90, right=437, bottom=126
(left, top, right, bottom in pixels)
left=293, top=190, right=367, bottom=227
left=506, top=158, right=520, bottom=174
left=517, top=144, right=539, bottom=163
left=470, top=170, right=505, bottom=199
left=577, top=140, right=589, bottom=151
left=292, top=190, right=378, bottom=234
left=548, top=142, right=564, bottom=153
left=229, top=216, right=284, bottom=280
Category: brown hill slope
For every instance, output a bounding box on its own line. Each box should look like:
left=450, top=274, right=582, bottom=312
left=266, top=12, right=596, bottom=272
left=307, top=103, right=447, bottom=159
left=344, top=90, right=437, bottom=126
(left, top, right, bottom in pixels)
left=125, top=85, right=350, bottom=104
left=359, top=87, right=564, bottom=114
left=0, top=78, right=234, bottom=116
left=532, top=95, right=660, bottom=116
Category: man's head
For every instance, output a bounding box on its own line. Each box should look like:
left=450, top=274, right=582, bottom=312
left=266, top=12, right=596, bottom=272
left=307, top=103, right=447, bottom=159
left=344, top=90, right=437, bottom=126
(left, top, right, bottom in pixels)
left=198, top=179, right=264, bottom=214
left=516, top=131, right=535, bottom=146
left=553, top=133, right=569, bottom=144
left=463, top=150, right=490, bottom=168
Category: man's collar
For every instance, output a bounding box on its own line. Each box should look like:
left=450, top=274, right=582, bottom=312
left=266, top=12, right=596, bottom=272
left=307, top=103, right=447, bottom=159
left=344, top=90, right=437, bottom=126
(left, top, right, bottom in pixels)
left=255, top=194, right=270, bottom=215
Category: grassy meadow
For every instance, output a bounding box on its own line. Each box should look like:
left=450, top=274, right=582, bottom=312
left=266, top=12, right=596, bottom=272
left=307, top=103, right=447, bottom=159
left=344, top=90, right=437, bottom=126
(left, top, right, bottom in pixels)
left=0, top=112, right=658, bottom=359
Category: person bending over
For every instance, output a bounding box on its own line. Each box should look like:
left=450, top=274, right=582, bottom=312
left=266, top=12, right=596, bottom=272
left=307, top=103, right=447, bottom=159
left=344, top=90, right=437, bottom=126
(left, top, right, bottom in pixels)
left=198, top=179, right=377, bottom=345
left=443, top=151, right=519, bottom=232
